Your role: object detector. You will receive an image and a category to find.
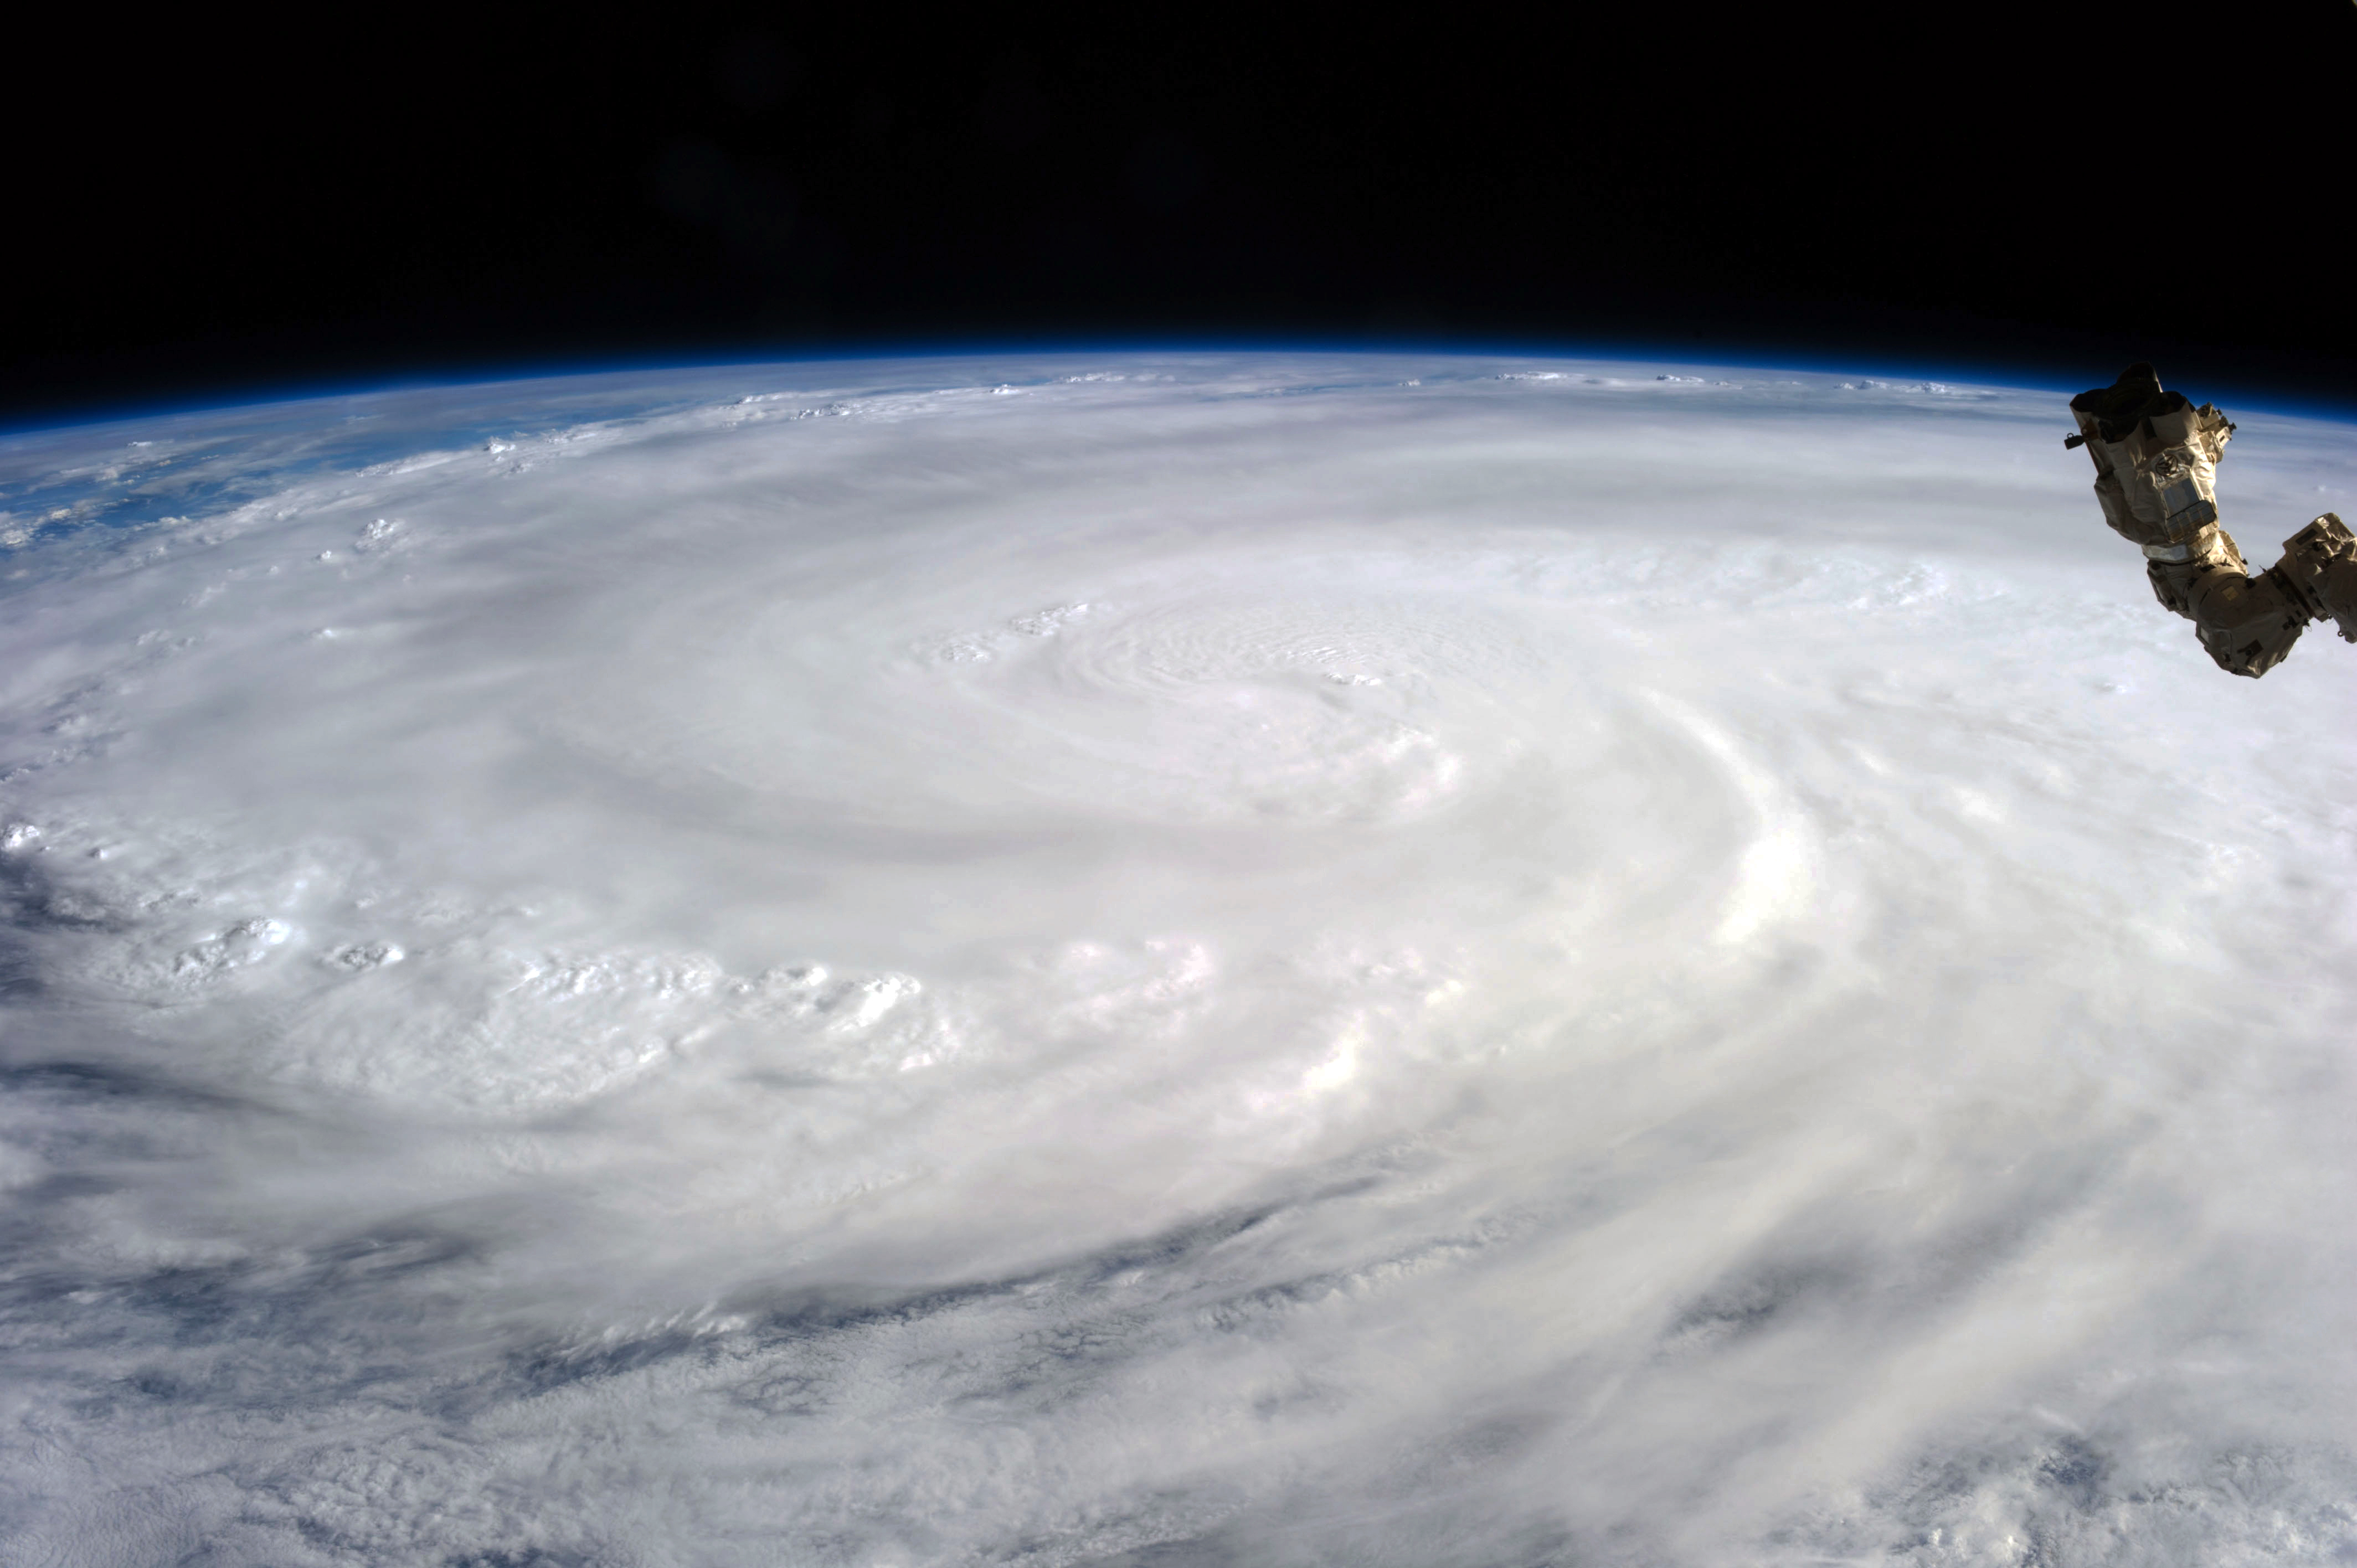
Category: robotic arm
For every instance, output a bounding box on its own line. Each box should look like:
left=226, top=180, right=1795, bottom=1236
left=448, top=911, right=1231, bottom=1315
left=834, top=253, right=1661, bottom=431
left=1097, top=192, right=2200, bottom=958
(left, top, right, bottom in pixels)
left=2067, top=363, right=2357, bottom=677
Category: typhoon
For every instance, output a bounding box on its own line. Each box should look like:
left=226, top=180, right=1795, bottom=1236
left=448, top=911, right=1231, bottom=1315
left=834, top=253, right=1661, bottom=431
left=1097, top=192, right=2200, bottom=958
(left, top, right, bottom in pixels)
left=0, top=354, right=2353, bottom=1566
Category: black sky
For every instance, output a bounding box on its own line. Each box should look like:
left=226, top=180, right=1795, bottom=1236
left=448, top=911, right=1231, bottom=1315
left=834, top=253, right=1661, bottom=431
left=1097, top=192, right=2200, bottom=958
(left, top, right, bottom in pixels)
left=9, top=6, right=2355, bottom=422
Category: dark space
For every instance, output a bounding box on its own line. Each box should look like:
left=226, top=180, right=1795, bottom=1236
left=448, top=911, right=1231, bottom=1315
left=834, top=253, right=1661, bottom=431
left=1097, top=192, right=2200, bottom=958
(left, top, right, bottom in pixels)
left=7, top=6, right=2354, bottom=424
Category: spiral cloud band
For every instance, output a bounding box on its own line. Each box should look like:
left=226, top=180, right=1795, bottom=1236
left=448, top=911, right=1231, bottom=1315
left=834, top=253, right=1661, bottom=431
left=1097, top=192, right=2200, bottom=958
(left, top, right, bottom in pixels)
left=1, top=355, right=2353, bottom=1565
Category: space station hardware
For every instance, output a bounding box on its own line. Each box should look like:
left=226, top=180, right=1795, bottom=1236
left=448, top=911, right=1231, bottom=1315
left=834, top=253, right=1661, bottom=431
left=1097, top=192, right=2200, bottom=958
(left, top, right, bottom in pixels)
left=2067, top=363, right=2357, bottom=677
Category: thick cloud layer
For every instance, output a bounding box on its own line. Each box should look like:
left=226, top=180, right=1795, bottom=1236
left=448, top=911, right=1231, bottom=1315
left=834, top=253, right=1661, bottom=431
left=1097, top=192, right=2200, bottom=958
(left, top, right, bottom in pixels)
left=1, top=355, right=2353, bottom=1566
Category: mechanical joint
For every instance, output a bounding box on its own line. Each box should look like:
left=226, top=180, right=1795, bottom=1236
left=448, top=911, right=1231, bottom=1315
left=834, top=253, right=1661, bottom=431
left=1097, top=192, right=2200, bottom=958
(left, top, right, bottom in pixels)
left=2272, top=512, right=2357, bottom=643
